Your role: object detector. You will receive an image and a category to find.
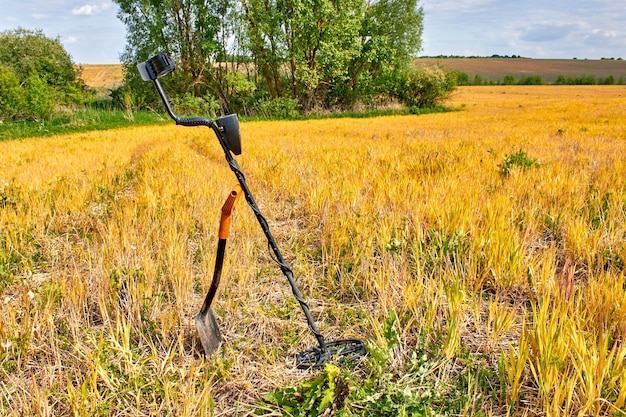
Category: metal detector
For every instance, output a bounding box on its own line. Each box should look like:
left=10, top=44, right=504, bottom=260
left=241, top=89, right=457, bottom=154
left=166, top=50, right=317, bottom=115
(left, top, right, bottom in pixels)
left=137, top=53, right=366, bottom=369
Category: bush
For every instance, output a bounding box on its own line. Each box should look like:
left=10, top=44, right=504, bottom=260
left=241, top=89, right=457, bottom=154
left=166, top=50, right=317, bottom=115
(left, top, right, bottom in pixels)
left=0, top=29, right=82, bottom=96
left=171, top=92, right=220, bottom=118
left=450, top=70, right=470, bottom=86
left=396, top=66, right=456, bottom=108
left=25, top=73, right=56, bottom=120
left=498, top=149, right=539, bottom=176
left=599, top=75, right=615, bottom=85
left=517, top=75, right=542, bottom=85
left=0, top=66, right=25, bottom=120
left=0, top=28, right=89, bottom=120
left=554, top=75, right=597, bottom=85
left=223, top=71, right=256, bottom=113
left=503, top=75, right=516, bottom=85
left=255, top=97, right=302, bottom=119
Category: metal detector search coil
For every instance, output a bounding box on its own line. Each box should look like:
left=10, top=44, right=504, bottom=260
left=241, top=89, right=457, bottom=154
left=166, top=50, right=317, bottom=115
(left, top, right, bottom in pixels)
left=137, top=53, right=366, bottom=369
left=296, top=339, right=367, bottom=370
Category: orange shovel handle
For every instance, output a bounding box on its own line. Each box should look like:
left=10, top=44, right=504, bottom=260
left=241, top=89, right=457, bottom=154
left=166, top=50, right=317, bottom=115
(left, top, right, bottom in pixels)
left=219, top=185, right=243, bottom=239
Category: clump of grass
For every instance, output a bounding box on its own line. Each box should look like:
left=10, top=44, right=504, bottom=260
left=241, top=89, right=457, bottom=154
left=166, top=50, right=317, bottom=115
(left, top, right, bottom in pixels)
left=498, top=149, right=540, bottom=176
left=259, top=311, right=472, bottom=416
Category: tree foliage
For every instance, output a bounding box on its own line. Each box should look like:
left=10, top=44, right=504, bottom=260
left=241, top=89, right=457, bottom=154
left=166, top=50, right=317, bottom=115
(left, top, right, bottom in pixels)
left=115, top=0, right=245, bottom=112
left=113, top=0, right=452, bottom=115
left=0, top=67, right=24, bottom=120
left=0, top=28, right=88, bottom=121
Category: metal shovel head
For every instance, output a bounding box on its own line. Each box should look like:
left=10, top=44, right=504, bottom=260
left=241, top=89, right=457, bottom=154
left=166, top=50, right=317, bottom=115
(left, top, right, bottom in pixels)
left=195, top=308, right=223, bottom=355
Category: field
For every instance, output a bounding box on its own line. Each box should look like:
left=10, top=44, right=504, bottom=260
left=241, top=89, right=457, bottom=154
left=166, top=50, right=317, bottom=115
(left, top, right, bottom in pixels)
left=416, top=58, right=626, bottom=84
left=1, top=85, right=626, bottom=415
left=79, top=64, right=125, bottom=90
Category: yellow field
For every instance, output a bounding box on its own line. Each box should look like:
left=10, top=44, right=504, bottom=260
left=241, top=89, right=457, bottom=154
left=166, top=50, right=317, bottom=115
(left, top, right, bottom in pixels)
left=1, top=86, right=626, bottom=415
left=79, top=64, right=124, bottom=88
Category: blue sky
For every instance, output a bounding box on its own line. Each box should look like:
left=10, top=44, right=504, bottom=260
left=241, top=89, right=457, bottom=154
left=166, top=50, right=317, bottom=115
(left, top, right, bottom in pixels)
left=421, top=0, right=626, bottom=59
left=1, top=0, right=625, bottom=64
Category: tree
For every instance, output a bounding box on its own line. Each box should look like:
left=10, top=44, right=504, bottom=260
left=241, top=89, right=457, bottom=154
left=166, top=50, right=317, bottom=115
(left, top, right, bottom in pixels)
left=114, top=0, right=243, bottom=112
left=242, top=0, right=424, bottom=110
left=0, top=28, right=85, bottom=103
left=0, top=28, right=87, bottom=120
left=115, top=0, right=430, bottom=114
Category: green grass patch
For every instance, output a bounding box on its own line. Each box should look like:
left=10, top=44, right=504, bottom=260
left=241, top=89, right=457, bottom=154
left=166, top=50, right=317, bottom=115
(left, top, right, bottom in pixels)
left=0, top=105, right=457, bottom=141
left=498, top=149, right=540, bottom=176
left=0, top=109, right=169, bottom=141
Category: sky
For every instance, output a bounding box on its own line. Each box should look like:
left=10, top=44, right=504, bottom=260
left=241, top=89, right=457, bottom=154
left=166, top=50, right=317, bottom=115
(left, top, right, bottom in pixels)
left=0, top=0, right=625, bottom=64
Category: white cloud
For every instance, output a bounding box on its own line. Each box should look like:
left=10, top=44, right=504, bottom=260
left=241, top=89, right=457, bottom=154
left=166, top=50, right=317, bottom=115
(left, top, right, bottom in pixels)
left=591, top=28, right=617, bottom=39
left=31, top=13, right=48, bottom=20
left=63, top=35, right=78, bottom=44
left=71, top=2, right=112, bottom=16
left=422, top=0, right=496, bottom=13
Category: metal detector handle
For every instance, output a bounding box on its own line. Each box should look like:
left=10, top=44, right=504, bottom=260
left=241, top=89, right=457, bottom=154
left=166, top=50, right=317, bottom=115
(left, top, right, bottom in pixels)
left=199, top=185, right=243, bottom=316
left=177, top=116, right=212, bottom=127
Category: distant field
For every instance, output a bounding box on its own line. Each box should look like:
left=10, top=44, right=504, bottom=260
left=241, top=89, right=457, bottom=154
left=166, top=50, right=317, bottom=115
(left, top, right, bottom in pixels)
left=416, top=57, right=626, bottom=83
left=80, top=64, right=124, bottom=88
left=81, top=59, right=626, bottom=89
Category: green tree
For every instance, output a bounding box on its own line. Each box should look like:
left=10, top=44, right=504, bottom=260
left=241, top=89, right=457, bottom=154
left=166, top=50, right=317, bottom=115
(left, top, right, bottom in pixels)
left=25, top=73, right=55, bottom=120
left=114, top=0, right=245, bottom=112
left=242, top=0, right=424, bottom=110
left=0, top=28, right=85, bottom=106
left=0, top=66, right=25, bottom=120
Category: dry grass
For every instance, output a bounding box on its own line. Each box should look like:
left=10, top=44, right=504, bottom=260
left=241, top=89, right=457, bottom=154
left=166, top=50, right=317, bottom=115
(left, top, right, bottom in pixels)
left=1, top=86, right=626, bottom=415
left=79, top=64, right=124, bottom=88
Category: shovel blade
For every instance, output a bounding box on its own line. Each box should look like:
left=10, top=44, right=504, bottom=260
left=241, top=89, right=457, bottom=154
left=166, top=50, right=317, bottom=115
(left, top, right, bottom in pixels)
left=195, top=308, right=223, bottom=355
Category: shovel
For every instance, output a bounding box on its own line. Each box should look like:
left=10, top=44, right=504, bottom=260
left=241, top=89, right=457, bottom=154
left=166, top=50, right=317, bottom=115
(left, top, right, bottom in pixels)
left=195, top=185, right=243, bottom=355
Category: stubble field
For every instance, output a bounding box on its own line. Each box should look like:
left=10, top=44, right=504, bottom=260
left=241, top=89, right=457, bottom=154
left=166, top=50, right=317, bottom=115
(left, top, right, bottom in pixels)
left=1, top=86, right=626, bottom=416
left=416, top=58, right=626, bottom=84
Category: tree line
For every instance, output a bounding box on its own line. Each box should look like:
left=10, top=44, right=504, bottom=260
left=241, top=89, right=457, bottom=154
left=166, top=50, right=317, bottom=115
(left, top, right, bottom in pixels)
left=0, top=0, right=459, bottom=124
left=112, top=0, right=455, bottom=116
left=454, top=71, right=625, bottom=86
